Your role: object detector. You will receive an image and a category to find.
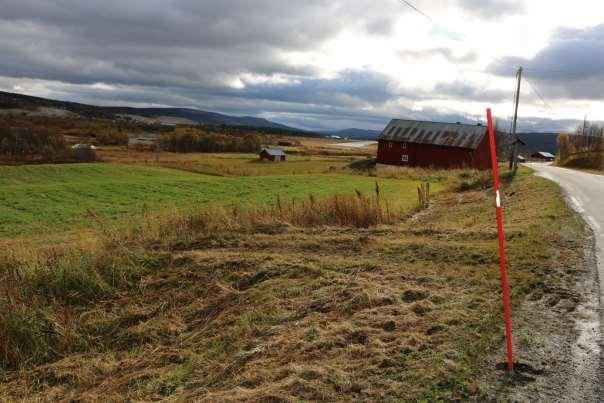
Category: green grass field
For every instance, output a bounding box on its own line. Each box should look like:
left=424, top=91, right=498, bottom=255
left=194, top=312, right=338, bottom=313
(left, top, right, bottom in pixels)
left=0, top=163, right=442, bottom=236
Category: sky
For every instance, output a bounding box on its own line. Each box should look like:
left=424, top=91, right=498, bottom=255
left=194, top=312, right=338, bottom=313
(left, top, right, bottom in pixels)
left=1, top=0, right=603, bottom=132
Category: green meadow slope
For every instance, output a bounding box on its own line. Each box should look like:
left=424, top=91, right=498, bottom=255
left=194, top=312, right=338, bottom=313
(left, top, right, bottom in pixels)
left=0, top=163, right=441, bottom=236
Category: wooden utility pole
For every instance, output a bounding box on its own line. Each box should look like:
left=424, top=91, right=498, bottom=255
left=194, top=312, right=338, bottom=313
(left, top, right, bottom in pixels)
left=582, top=115, right=588, bottom=150
left=509, top=66, right=523, bottom=171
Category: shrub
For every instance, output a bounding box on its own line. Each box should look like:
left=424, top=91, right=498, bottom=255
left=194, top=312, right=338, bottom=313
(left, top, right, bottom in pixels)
left=0, top=126, right=67, bottom=161
left=454, top=171, right=492, bottom=192
left=557, top=121, right=603, bottom=168
left=96, top=131, right=129, bottom=145
left=72, top=145, right=98, bottom=162
left=0, top=308, right=55, bottom=369
left=159, top=130, right=262, bottom=153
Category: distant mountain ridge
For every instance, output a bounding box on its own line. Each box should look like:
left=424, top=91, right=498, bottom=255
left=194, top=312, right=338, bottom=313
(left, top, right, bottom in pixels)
left=0, top=91, right=562, bottom=152
left=0, top=91, right=296, bottom=130
left=517, top=132, right=559, bottom=154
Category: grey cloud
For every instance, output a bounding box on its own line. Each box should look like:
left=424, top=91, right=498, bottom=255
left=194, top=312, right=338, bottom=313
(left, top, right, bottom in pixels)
left=0, top=0, right=411, bottom=130
left=490, top=23, right=604, bottom=100
left=0, top=0, right=591, bottom=132
left=217, top=70, right=401, bottom=107
left=365, top=17, right=395, bottom=36
left=0, top=74, right=579, bottom=132
left=433, top=81, right=509, bottom=102
left=0, top=0, right=402, bottom=87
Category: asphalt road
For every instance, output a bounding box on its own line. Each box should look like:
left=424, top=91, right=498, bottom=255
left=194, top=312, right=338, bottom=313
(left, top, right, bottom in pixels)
left=527, top=163, right=603, bottom=298
left=527, top=163, right=604, bottom=400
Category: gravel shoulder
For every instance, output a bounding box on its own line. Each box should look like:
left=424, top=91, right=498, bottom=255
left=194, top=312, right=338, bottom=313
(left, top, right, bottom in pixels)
left=480, top=168, right=603, bottom=401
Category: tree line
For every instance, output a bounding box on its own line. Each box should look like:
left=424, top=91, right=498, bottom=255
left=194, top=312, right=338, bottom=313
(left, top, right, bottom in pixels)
left=557, top=121, right=603, bottom=168
left=0, top=126, right=67, bottom=161
left=0, top=118, right=275, bottom=161
left=158, top=128, right=265, bottom=153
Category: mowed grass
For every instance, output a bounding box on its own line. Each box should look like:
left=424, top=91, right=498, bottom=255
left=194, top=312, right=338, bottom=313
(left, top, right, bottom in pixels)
left=0, top=167, right=587, bottom=401
left=0, top=163, right=440, bottom=236
left=99, top=149, right=363, bottom=176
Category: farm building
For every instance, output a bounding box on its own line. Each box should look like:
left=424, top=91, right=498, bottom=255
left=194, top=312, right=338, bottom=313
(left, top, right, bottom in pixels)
left=71, top=143, right=97, bottom=161
left=531, top=151, right=555, bottom=161
left=71, top=143, right=97, bottom=150
left=259, top=147, right=286, bottom=162
left=377, top=119, right=491, bottom=170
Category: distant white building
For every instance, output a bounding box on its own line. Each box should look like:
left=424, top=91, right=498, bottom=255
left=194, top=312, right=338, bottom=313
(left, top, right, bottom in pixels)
left=71, top=144, right=97, bottom=150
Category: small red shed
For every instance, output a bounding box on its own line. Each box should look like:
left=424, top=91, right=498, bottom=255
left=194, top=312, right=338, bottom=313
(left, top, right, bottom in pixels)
left=259, top=147, right=286, bottom=162
left=376, top=119, right=491, bottom=170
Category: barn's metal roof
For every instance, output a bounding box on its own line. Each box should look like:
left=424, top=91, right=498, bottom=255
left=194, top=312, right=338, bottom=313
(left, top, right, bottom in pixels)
left=260, top=147, right=286, bottom=156
left=378, top=119, right=487, bottom=150
left=533, top=151, right=555, bottom=158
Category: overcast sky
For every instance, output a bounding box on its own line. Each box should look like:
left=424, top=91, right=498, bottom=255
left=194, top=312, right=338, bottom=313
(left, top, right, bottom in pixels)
left=1, top=0, right=603, bottom=131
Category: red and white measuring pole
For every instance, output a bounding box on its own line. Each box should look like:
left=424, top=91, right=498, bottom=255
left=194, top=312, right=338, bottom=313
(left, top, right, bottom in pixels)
left=486, top=108, right=514, bottom=372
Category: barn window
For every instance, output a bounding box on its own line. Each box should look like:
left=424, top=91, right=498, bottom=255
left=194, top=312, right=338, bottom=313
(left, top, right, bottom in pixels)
left=388, top=142, right=393, bottom=148
left=401, top=155, right=409, bottom=162
left=402, top=143, right=407, bottom=149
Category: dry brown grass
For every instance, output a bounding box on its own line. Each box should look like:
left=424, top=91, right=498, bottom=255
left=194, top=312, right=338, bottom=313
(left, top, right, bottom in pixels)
left=97, top=147, right=360, bottom=176
left=0, top=168, right=586, bottom=401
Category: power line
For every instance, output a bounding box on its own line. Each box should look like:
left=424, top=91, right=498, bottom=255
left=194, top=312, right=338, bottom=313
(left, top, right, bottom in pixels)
left=396, top=0, right=568, bottom=128
left=396, top=0, right=582, bottom=82
left=398, top=0, right=512, bottom=69
left=400, top=0, right=435, bottom=24
left=523, top=76, right=556, bottom=114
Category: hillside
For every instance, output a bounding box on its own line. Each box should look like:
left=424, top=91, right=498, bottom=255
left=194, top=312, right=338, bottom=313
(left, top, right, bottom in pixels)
left=517, top=132, right=559, bottom=154
left=0, top=91, right=296, bottom=130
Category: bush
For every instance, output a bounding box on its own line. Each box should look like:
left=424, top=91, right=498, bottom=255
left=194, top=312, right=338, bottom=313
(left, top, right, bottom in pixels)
left=558, top=121, right=603, bottom=168
left=72, top=146, right=98, bottom=162
left=0, top=308, right=55, bottom=369
left=454, top=171, right=492, bottom=191
left=96, top=131, right=129, bottom=145
left=349, top=157, right=376, bottom=171
left=159, top=130, right=262, bottom=153
left=0, top=126, right=67, bottom=160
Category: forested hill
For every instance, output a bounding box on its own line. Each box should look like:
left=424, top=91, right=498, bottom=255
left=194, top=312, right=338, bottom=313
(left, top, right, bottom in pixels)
left=517, top=132, right=559, bottom=154
left=0, top=91, right=297, bottom=130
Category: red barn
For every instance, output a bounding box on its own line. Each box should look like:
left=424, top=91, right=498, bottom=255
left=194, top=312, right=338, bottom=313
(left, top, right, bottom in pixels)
left=376, top=119, right=491, bottom=170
